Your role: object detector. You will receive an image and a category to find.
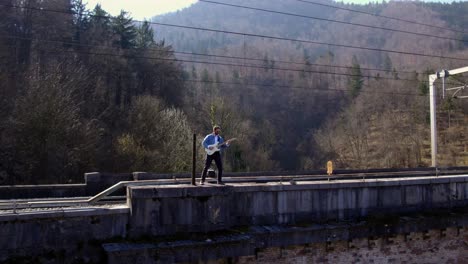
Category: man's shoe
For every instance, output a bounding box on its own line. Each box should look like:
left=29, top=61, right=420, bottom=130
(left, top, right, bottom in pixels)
left=217, top=181, right=225, bottom=185
left=200, top=180, right=205, bottom=185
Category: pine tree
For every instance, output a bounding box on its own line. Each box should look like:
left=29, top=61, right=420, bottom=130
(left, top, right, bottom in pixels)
left=136, top=21, right=155, bottom=49
left=112, top=10, right=137, bottom=49
left=349, top=56, right=363, bottom=98
left=90, top=4, right=110, bottom=28
left=383, top=54, right=392, bottom=72
left=71, top=0, right=89, bottom=44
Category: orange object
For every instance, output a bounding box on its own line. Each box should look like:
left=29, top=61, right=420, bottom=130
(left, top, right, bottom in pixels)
left=327, top=161, right=333, bottom=176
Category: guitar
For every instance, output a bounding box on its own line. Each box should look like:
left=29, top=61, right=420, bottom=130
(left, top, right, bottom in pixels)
left=205, top=138, right=237, bottom=155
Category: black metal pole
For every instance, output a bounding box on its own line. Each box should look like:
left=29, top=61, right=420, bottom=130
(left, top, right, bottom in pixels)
left=192, top=133, right=196, bottom=185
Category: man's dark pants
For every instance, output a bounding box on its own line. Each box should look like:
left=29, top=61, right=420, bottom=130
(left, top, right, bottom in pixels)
left=201, top=151, right=223, bottom=183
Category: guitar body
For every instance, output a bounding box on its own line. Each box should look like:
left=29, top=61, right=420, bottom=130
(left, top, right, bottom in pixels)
left=204, top=138, right=237, bottom=155
left=205, top=143, right=221, bottom=155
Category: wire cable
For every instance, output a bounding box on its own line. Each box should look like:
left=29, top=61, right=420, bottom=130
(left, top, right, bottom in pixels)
left=2, top=3, right=468, bottom=62
left=185, top=79, right=427, bottom=97
left=10, top=49, right=437, bottom=98
left=2, top=36, right=437, bottom=84
left=295, top=0, right=468, bottom=34
left=1, top=33, right=420, bottom=76
left=199, top=0, right=468, bottom=44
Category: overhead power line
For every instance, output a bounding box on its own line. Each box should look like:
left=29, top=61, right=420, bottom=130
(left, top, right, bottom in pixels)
left=295, top=0, right=468, bottom=35
left=3, top=35, right=434, bottom=84
left=5, top=34, right=463, bottom=87
left=15, top=56, right=428, bottom=98
left=199, top=0, right=468, bottom=44
left=1, top=34, right=417, bottom=76
left=2, top=3, right=468, bottom=62
left=147, top=23, right=468, bottom=62
left=185, top=79, right=427, bottom=98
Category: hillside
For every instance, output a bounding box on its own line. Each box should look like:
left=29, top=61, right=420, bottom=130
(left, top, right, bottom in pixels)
left=153, top=0, right=468, bottom=70
left=151, top=0, right=468, bottom=169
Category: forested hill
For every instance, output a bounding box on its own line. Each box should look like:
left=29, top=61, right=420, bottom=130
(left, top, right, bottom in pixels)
left=0, top=0, right=466, bottom=185
left=153, top=0, right=468, bottom=69
left=151, top=0, right=467, bottom=170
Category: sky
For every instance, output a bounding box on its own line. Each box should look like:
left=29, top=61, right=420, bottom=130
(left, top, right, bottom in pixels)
left=84, top=0, right=459, bottom=20
left=84, top=0, right=199, bottom=20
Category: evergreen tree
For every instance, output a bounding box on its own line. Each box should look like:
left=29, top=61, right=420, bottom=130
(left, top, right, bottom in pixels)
left=300, top=54, right=312, bottom=79
left=71, top=0, right=89, bottom=44
left=392, top=68, right=399, bottom=80
left=263, top=54, right=270, bottom=72
left=201, top=69, right=212, bottom=82
left=136, top=21, right=155, bottom=49
left=383, top=54, right=393, bottom=72
left=349, top=56, right=363, bottom=98
left=86, top=4, right=112, bottom=47
left=112, top=10, right=137, bottom=49
left=191, top=66, right=198, bottom=79
left=90, top=4, right=110, bottom=28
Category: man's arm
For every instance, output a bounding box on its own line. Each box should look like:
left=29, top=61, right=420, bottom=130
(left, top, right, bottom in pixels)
left=202, top=135, right=211, bottom=149
left=220, top=137, right=230, bottom=149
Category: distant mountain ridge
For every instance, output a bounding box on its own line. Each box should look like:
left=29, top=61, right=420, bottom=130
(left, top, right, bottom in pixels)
left=151, top=0, right=468, bottom=70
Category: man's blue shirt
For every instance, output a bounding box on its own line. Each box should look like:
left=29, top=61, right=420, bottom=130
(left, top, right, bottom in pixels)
left=202, top=134, right=228, bottom=150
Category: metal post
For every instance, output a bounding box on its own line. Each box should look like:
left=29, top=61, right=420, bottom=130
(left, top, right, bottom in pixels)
left=192, top=133, right=197, bottom=185
left=428, top=67, right=468, bottom=168
left=429, top=75, right=437, bottom=167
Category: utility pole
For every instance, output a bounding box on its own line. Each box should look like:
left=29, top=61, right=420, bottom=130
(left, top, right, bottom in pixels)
left=192, top=133, right=197, bottom=185
left=428, top=66, right=468, bottom=167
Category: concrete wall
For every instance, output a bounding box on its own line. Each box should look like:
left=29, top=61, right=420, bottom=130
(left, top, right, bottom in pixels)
left=105, top=211, right=468, bottom=263
left=128, top=175, right=468, bottom=237
left=2, top=174, right=468, bottom=263
left=0, top=206, right=129, bottom=263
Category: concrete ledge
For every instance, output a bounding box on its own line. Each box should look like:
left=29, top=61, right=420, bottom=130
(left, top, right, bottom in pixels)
left=129, top=184, right=233, bottom=198
left=129, top=167, right=468, bottom=180
left=128, top=175, right=468, bottom=195
left=85, top=172, right=133, bottom=195
left=0, top=206, right=129, bottom=222
left=0, top=184, right=87, bottom=199
left=127, top=176, right=468, bottom=237
left=2, top=172, right=466, bottom=200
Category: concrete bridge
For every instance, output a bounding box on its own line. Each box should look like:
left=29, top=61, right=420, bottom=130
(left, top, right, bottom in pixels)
left=1, top=169, right=468, bottom=263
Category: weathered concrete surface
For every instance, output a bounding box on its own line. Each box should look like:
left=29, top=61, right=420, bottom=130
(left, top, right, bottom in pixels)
left=0, top=172, right=132, bottom=199
left=2, top=174, right=468, bottom=263
left=127, top=175, right=468, bottom=237
left=0, top=184, right=87, bottom=199
left=0, top=206, right=129, bottom=263
left=2, top=167, right=467, bottom=199
left=85, top=172, right=133, bottom=196
left=235, top=227, right=468, bottom=264
left=105, top=209, right=468, bottom=263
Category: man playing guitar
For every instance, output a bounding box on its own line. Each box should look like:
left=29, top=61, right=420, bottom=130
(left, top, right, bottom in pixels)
left=200, top=125, right=234, bottom=185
